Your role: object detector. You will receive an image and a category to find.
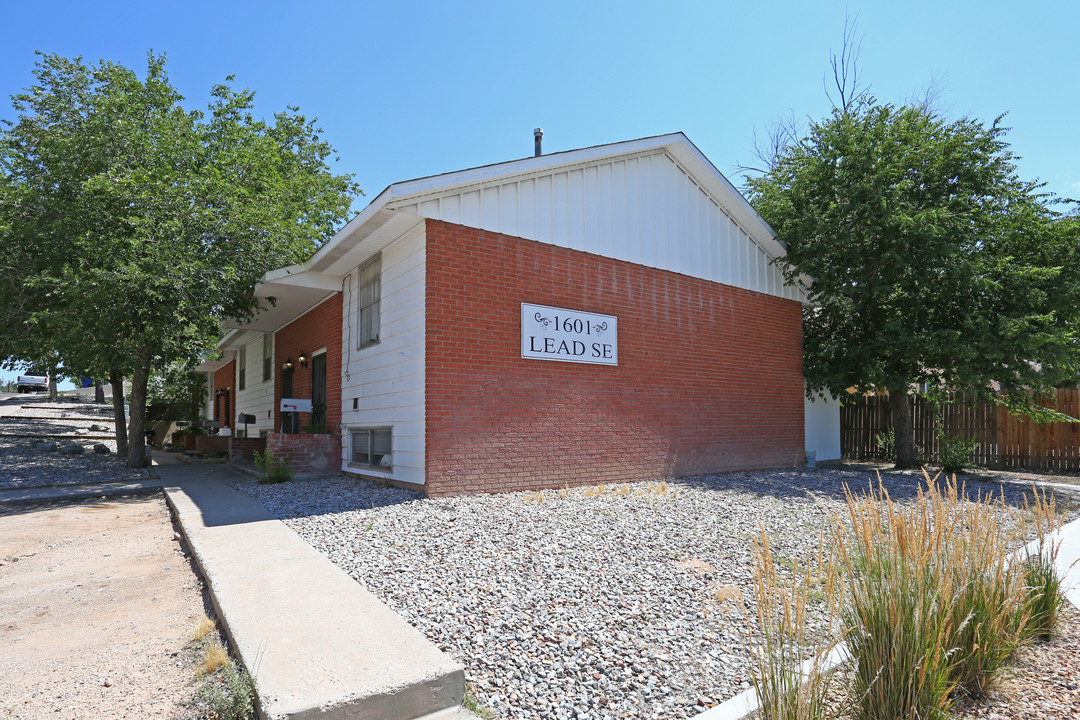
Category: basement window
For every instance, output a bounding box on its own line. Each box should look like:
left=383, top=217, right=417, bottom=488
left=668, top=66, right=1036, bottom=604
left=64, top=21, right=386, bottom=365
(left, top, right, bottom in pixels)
left=351, top=428, right=392, bottom=470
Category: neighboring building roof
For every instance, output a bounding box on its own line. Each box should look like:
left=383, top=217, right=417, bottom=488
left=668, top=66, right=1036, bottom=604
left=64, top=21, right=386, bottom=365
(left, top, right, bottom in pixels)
left=224, top=132, right=790, bottom=333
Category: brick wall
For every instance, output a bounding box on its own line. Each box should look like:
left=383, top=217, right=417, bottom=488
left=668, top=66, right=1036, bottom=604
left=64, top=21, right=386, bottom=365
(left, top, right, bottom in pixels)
left=229, top=436, right=266, bottom=462
left=266, top=432, right=338, bottom=476
left=273, top=294, right=343, bottom=435
left=425, top=219, right=805, bottom=496
left=212, top=361, right=235, bottom=429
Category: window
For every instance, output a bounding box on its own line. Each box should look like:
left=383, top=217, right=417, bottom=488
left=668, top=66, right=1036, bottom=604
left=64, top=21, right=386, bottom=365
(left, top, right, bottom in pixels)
left=262, top=333, right=272, bottom=382
left=351, top=428, right=392, bottom=469
left=358, top=255, right=381, bottom=348
left=237, top=346, right=246, bottom=390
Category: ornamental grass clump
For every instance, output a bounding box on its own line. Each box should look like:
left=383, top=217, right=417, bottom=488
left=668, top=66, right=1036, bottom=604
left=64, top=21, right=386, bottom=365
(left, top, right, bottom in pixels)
left=1019, top=486, right=1066, bottom=640
left=835, top=472, right=1034, bottom=718
left=834, top=480, right=958, bottom=720
left=750, top=532, right=844, bottom=720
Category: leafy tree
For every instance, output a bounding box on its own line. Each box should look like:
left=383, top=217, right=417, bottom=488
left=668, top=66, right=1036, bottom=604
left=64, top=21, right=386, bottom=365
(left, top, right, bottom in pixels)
left=0, top=52, right=359, bottom=466
left=746, top=97, right=1080, bottom=468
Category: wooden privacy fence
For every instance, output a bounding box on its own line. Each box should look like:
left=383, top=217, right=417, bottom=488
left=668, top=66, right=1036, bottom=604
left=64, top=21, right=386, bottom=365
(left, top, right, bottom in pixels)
left=840, top=388, right=1080, bottom=472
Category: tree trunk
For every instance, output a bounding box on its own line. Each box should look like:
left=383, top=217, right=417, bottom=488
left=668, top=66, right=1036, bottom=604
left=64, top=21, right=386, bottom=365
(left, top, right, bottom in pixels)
left=892, top=387, right=917, bottom=469
left=94, top=379, right=105, bottom=403
left=48, top=364, right=59, bottom=402
left=126, top=352, right=151, bottom=469
left=109, top=367, right=128, bottom=458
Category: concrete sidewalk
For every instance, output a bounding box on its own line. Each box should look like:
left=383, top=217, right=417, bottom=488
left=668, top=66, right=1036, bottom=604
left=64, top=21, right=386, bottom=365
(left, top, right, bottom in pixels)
left=2, top=459, right=467, bottom=720
left=155, top=462, right=466, bottom=720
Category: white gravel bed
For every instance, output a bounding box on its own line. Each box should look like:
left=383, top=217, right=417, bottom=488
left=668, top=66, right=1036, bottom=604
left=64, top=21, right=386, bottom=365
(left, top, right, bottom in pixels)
left=232, top=468, right=1065, bottom=720
left=0, top=399, right=144, bottom=489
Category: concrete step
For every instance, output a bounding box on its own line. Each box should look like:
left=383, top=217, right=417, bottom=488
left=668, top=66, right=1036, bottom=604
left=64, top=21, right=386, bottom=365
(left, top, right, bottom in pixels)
left=159, top=467, right=464, bottom=720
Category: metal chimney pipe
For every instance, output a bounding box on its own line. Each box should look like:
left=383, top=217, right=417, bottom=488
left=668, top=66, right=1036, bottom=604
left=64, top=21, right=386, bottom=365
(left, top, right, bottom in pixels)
left=534, top=128, right=543, bottom=157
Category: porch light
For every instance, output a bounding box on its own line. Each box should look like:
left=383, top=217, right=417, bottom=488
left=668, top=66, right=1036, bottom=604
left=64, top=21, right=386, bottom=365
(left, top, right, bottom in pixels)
left=298, top=350, right=309, bottom=368
left=282, top=357, right=294, bottom=371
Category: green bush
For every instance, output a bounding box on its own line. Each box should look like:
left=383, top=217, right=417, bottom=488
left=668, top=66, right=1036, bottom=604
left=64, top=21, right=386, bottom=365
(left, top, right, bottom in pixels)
left=936, top=432, right=978, bottom=473
left=253, top=449, right=292, bottom=484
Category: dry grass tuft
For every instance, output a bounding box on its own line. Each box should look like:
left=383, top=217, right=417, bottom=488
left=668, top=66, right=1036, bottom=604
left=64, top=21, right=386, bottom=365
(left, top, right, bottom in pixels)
left=197, top=638, right=231, bottom=677
left=191, top=613, right=217, bottom=643
left=751, top=531, right=843, bottom=720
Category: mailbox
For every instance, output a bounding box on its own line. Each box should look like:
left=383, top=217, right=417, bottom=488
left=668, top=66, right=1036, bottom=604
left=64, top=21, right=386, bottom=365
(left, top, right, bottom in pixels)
left=280, top=398, right=312, bottom=413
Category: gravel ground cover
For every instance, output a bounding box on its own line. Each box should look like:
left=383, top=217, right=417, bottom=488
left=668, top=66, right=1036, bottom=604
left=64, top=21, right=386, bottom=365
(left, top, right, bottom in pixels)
left=0, top=398, right=145, bottom=489
left=232, top=468, right=1076, bottom=720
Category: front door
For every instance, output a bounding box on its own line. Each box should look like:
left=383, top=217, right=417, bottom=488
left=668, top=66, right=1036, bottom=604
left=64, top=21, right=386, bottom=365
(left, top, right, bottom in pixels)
left=282, top=367, right=297, bottom=433
left=310, top=353, right=326, bottom=429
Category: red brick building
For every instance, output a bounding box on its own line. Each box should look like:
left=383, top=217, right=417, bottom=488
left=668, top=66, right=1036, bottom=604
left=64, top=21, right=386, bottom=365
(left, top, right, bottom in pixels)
left=205, top=133, right=840, bottom=493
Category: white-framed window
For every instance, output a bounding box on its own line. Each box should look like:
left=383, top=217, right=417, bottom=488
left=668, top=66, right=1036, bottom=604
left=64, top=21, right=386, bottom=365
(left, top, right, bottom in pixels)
left=351, top=427, right=392, bottom=469
left=262, top=333, right=272, bottom=382
left=358, top=255, right=381, bottom=349
left=237, top=346, right=246, bottom=391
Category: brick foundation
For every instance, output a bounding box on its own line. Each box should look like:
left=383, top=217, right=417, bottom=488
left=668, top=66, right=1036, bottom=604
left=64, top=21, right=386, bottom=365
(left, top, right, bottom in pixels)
left=424, top=220, right=806, bottom=496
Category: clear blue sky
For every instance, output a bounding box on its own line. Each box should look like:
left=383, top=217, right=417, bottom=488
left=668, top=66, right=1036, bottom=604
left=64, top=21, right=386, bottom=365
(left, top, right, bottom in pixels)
left=2, top=0, right=1078, bottom=386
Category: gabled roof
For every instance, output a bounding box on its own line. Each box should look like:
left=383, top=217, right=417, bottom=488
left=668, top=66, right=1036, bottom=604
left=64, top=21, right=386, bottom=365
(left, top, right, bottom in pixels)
left=224, top=132, right=784, bottom=333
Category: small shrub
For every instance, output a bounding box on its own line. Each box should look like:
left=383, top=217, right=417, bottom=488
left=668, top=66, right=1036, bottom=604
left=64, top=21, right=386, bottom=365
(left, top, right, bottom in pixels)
left=253, top=449, right=292, bottom=484
left=874, top=427, right=896, bottom=462
left=197, top=662, right=257, bottom=720
left=936, top=432, right=978, bottom=474
left=301, top=422, right=327, bottom=434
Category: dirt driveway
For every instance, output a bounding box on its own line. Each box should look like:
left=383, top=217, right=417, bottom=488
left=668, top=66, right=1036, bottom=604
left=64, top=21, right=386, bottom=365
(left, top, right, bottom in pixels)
left=0, top=494, right=209, bottom=719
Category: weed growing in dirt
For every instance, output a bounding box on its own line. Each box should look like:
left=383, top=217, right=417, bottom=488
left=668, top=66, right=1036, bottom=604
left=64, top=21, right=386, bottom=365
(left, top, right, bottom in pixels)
left=191, top=613, right=216, bottom=643
left=197, top=662, right=257, bottom=720
left=463, top=683, right=498, bottom=720
left=197, top=638, right=230, bottom=676
left=253, top=449, right=292, bottom=484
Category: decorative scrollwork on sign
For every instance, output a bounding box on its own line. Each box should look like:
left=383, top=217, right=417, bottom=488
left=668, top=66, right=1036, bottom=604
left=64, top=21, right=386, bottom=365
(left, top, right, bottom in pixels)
left=593, top=322, right=608, bottom=336
left=534, top=313, right=552, bottom=328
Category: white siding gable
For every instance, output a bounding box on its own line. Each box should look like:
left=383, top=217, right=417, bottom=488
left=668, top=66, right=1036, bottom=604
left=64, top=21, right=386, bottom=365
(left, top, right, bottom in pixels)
left=389, top=150, right=802, bottom=302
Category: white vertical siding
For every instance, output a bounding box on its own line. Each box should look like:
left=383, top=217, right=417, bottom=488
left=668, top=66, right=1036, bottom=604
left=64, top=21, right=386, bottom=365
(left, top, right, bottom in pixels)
left=339, top=224, right=426, bottom=485
left=805, top=393, right=842, bottom=462
left=233, top=334, right=276, bottom=436
left=389, top=150, right=804, bottom=303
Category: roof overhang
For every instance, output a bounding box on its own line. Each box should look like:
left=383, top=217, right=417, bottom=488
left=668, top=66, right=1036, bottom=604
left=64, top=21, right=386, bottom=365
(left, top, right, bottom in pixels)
left=222, top=132, right=784, bottom=332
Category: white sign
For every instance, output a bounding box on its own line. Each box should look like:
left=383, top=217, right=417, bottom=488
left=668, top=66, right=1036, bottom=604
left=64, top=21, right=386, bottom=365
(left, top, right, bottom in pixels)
left=521, top=303, right=618, bottom=366
left=280, top=398, right=312, bottom=413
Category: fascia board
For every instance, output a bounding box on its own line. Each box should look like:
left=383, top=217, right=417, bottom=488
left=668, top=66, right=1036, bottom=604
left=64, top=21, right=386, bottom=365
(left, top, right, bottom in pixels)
left=384, top=133, right=687, bottom=201
left=663, top=138, right=786, bottom=259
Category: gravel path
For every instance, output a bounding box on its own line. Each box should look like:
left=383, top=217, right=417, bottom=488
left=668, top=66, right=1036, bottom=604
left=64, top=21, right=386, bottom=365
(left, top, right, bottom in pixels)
left=232, top=468, right=1077, bottom=720
left=0, top=397, right=146, bottom=489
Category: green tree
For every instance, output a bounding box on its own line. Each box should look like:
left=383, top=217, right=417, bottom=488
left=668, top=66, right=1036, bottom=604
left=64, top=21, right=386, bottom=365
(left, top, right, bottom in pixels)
left=746, top=97, right=1079, bottom=468
left=0, top=52, right=359, bottom=466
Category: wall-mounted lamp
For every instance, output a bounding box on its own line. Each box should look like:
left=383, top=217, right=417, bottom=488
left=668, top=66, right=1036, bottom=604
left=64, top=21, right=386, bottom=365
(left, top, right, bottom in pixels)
left=298, top=351, right=309, bottom=369
left=282, top=357, right=294, bottom=371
